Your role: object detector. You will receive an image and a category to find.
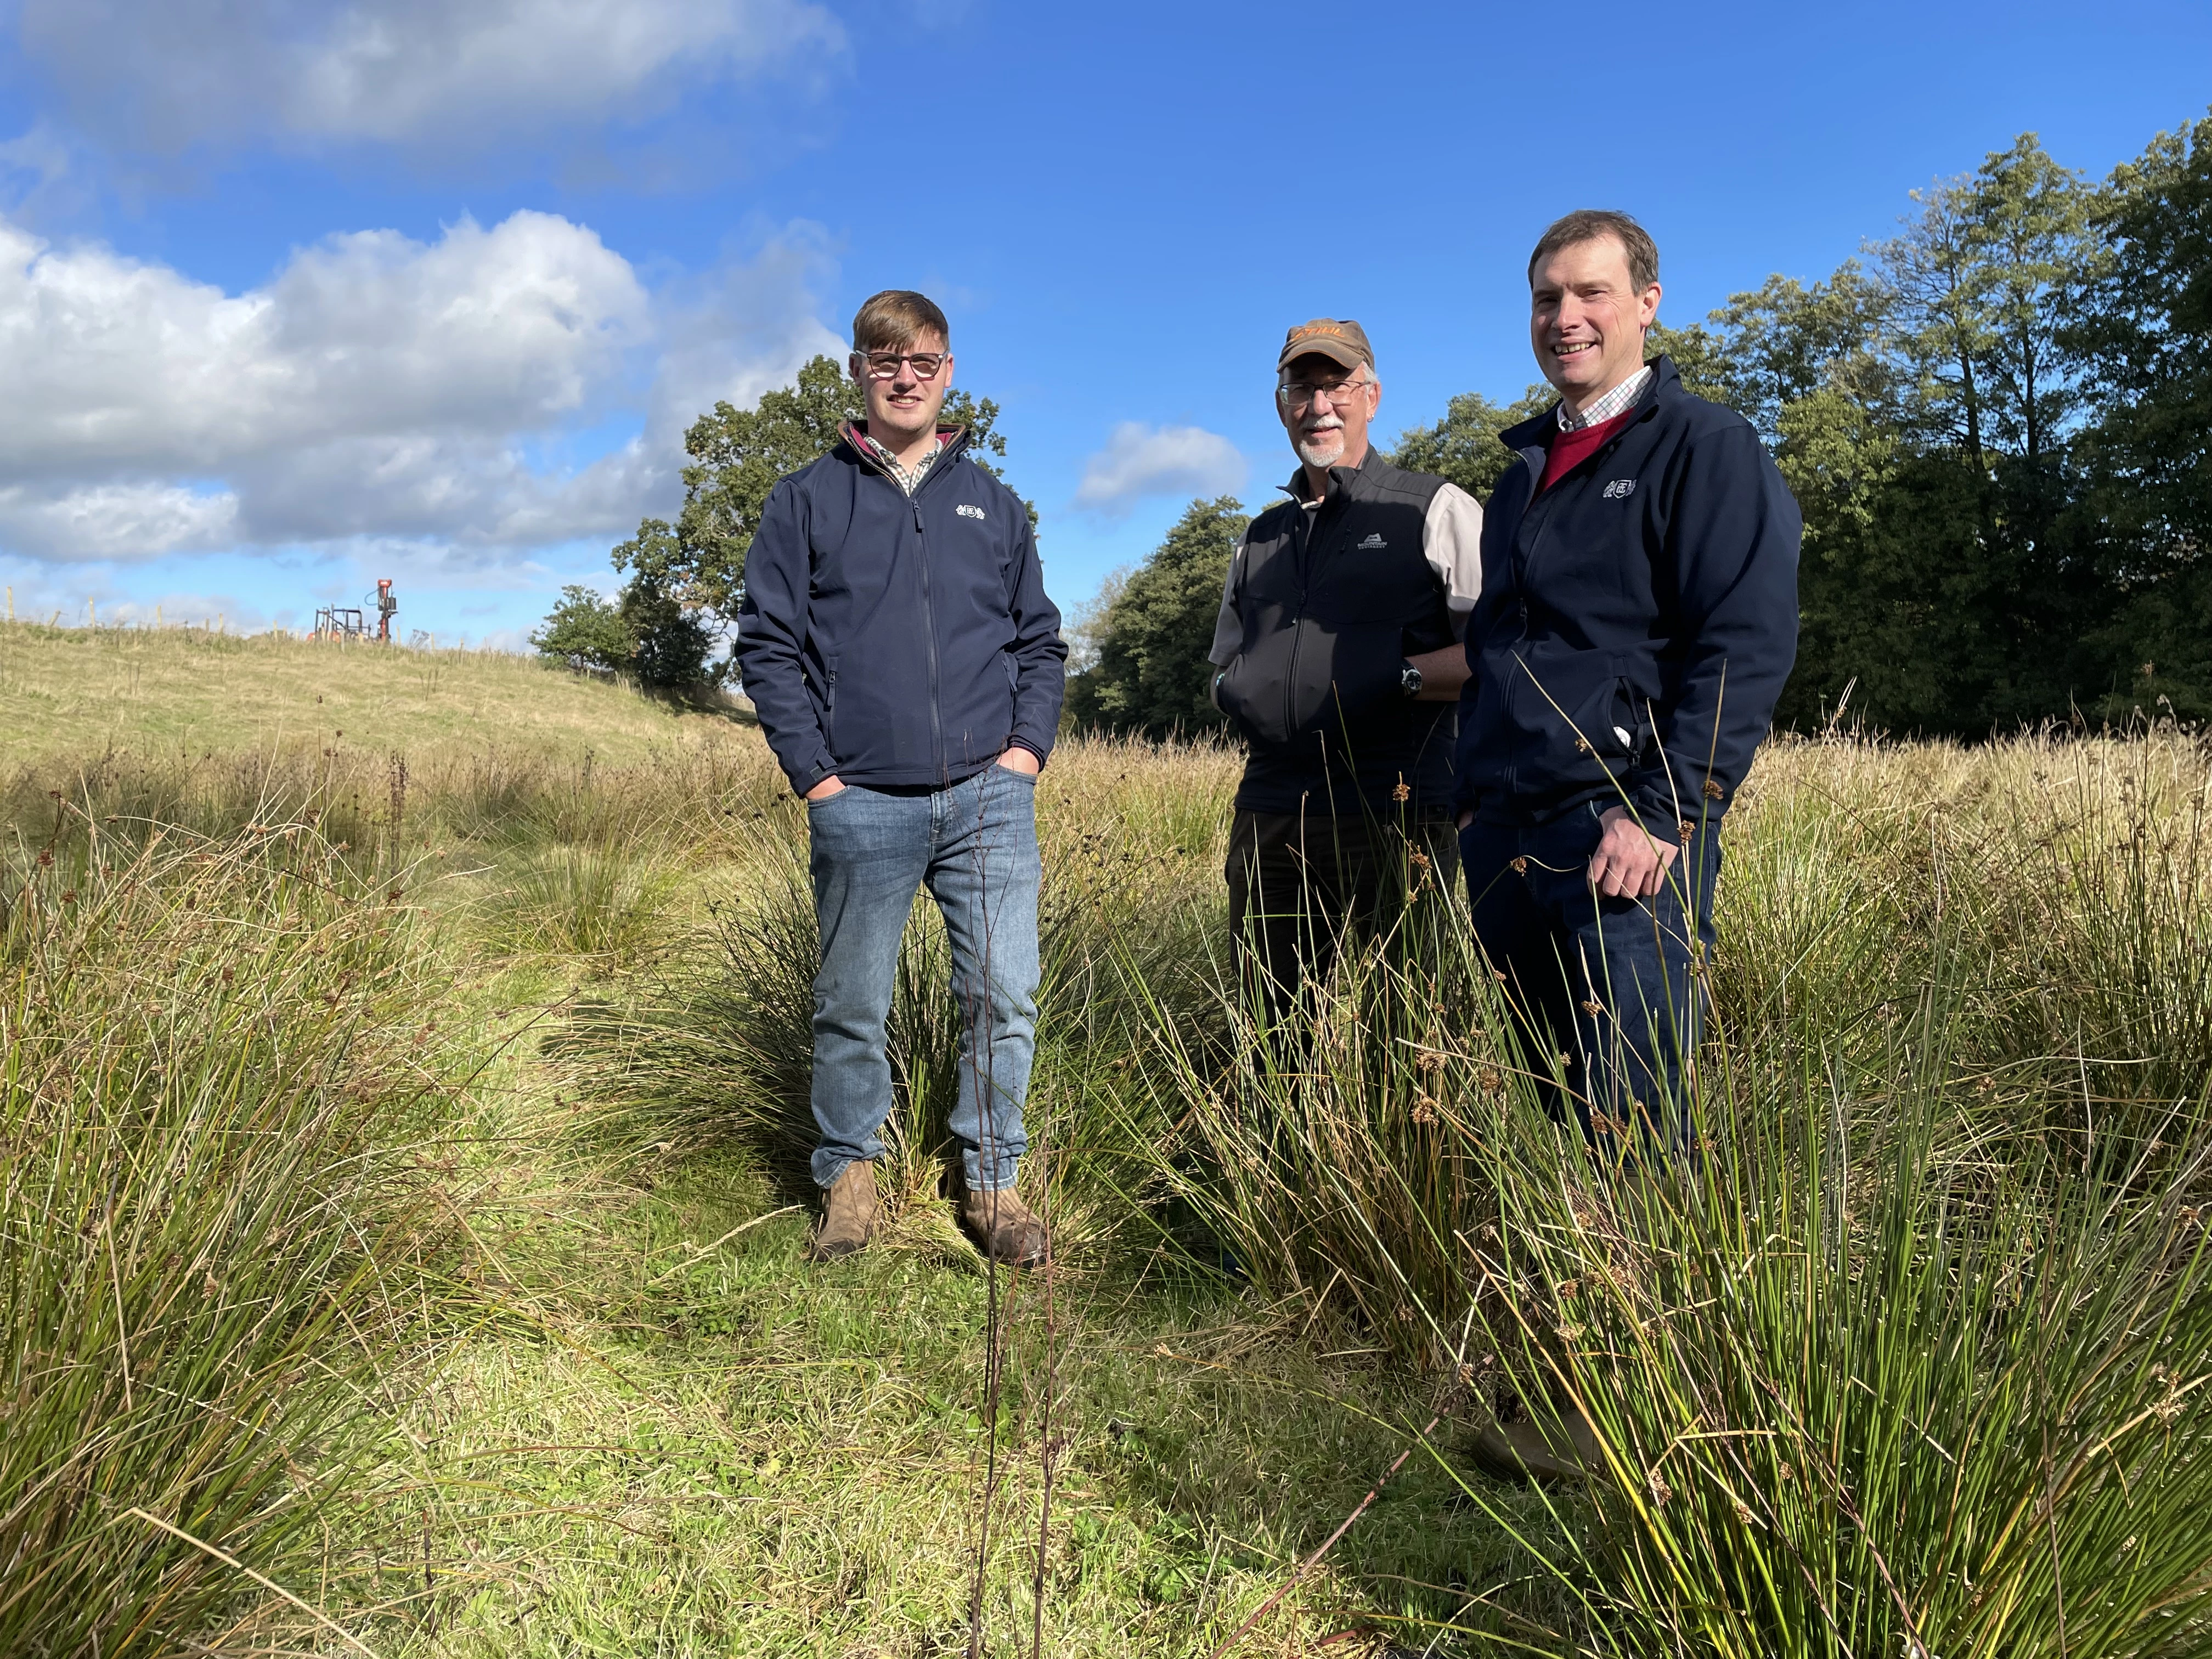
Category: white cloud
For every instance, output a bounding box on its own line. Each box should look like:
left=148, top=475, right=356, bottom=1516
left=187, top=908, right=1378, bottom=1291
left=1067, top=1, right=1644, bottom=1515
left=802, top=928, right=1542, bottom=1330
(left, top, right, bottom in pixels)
left=1072, top=422, right=1246, bottom=516
left=19, top=0, right=845, bottom=153
left=0, top=210, right=838, bottom=564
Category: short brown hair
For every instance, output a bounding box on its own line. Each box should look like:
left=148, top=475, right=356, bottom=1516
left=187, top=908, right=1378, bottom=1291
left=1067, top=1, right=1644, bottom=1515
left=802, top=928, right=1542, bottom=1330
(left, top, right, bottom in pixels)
left=851, top=290, right=949, bottom=353
left=1526, top=210, right=1659, bottom=293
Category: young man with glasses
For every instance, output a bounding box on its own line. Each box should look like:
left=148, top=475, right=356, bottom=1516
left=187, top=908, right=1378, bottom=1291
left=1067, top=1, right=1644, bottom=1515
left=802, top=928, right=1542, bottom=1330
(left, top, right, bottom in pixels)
left=1206, top=319, right=1483, bottom=1017
left=735, top=290, right=1066, bottom=1267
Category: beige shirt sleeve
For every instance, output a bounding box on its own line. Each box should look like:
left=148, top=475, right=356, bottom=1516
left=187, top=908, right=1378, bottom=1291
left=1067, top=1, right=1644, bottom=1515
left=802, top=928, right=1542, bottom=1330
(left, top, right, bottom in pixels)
left=1424, top=483, right=1483, bottom=640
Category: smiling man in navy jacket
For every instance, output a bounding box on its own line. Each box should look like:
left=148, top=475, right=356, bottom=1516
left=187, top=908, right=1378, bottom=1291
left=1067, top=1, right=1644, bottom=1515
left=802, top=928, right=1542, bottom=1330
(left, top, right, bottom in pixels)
left=1457, top=210, right=1800, bottom=1160
left=1454, top=211, right=1798, bottom=1477
left=735, top=290, right=1066, bottom=1268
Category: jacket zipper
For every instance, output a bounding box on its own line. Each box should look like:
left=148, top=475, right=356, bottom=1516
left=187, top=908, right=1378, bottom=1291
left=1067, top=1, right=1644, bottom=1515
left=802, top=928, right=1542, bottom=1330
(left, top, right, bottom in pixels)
left=912, top=495, right=944, bottom=776
left=1283, top=504, right=1306, bottom=742
left=1503, top=456, right=1553, bottom=803
left=1502, top=419, right=1641, bottom=800
left=850, top=424, right=963, bottom=779
left=1283, top=487, right=1342, bottom=745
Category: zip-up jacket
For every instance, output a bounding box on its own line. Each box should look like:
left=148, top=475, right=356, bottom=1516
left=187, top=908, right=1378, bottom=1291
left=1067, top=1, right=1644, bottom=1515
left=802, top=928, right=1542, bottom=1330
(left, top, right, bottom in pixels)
left=735, top=422, right=1066, bottom=797
left=1453, top=357, right=1801, bottom=826
left=1210, top=450, right=1466, bottom=816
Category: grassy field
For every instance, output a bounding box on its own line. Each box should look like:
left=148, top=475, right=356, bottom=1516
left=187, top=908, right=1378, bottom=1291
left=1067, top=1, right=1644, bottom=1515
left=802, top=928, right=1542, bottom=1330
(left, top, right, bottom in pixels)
left=7, top=622, right=2211, bottom=1657
left=0, top=619, right=749, bottom=764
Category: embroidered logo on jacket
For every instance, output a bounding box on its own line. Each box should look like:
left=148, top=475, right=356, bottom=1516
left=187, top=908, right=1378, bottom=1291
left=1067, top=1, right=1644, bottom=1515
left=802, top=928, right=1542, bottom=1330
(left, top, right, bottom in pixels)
left=1356, top=532, right=1387, bottom=549
left=1602, top=478, right=1637, bottom=499
left=956, top=504, right=986, bottom=520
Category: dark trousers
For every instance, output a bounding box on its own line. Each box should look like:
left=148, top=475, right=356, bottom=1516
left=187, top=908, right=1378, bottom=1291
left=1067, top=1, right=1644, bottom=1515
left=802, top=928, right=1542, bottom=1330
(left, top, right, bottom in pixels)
left=1460, top=804, right=1719, bottom=1155
left=1227, top=809, right=1460, bottom=1020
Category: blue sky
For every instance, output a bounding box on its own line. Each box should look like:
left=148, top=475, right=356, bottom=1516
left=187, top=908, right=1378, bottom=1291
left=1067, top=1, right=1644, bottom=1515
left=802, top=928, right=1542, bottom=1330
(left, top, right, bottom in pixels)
left=0, top=0, right=2205, bottom=649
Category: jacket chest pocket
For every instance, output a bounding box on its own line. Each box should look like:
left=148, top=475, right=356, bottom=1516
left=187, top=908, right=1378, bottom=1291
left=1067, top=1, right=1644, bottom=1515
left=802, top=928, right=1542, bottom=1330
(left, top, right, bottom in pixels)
left=1311, top=548, right=1434, bottom=626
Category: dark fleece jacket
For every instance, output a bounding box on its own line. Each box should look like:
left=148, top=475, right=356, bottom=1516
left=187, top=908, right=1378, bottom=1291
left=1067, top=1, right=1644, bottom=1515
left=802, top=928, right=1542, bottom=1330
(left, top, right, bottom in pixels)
left=735, top=422, right=1065, bottom=797
left=1453, top=357, right=1801, bottom=827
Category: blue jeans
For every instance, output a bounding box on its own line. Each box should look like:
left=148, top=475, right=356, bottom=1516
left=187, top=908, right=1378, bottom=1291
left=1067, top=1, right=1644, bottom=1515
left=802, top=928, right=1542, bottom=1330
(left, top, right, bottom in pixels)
left=805, top=763, right=1041, bottom=1192
left=1460, top=803, right=1719, bottom=1155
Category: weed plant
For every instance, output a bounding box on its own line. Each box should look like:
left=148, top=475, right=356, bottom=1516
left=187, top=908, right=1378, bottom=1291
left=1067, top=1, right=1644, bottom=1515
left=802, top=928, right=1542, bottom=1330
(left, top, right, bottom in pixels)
left=1131, top=726, right=2212, bottom=1653
left=0, top=815, right=443, bottom=1655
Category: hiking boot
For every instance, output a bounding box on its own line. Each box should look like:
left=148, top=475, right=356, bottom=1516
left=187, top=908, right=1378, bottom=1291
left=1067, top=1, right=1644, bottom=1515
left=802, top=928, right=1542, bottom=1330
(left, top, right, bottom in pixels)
left=809, top=1161, right=878, bottom=1261
left=959, top=1184, right=1048, bottom=1268
left=1466, top=1393, right=1604, bottom=1486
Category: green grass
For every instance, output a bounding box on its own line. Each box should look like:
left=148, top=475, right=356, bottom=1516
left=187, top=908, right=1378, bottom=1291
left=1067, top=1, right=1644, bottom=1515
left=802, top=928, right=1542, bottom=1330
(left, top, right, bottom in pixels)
left=0, top=618, right=750, bottom=765
left=7, top=629, right=2211, bottom=1656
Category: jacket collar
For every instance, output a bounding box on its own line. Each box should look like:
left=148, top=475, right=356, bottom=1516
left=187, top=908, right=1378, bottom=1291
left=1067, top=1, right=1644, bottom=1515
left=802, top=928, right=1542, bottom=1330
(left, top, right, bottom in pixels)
left=1277, top=443, right=1387, bottom=508
left=838, top=420, right=970, bottom=485
left=1500, top=354, right=1678, bottom=455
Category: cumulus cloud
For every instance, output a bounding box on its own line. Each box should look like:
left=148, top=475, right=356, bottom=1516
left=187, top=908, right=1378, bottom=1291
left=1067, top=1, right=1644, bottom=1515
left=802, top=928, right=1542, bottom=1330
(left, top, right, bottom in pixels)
left=19, top=0, right=845, bottom=154
left=0, top=209, right=837, bottom=565
left=1072, top=422, right=1246, bottom=516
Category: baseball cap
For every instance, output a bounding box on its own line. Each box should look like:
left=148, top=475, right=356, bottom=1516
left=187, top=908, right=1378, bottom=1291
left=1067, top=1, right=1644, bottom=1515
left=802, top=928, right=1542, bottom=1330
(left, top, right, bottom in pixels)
left=1277, top=318, right=1374, bottom=374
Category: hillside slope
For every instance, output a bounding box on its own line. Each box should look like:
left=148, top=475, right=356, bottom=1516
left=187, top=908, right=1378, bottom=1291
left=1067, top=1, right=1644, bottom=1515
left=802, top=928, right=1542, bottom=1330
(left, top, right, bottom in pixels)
left=0, top=623, right=751, bottom=765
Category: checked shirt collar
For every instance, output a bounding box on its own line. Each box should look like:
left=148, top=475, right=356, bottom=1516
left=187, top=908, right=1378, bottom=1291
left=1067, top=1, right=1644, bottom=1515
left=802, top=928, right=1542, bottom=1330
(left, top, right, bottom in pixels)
left=856, top=427, right=944, bottom=495
left=1557, top=364, right=1652, bottom=432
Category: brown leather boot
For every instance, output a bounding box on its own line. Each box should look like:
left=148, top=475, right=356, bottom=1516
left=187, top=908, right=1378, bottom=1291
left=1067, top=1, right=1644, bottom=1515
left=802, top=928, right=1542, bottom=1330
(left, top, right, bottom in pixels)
left=1466, top=1392, right=1605, bottom=1485
left=809, top=1161, right=878, bottom=1261
left=958, top=1184, right=1048, bottom=1268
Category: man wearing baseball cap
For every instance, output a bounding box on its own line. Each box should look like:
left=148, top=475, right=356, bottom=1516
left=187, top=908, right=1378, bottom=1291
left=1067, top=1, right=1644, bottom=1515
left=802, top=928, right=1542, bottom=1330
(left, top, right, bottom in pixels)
left=1206, top=320, right=1484, bottom=1016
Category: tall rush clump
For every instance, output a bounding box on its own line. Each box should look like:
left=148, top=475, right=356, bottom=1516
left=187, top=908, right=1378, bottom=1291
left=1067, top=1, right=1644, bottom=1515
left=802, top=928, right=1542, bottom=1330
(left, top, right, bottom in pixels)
left=1135, top=730, right=2212, bottom=1652
left=0, top=813, right=438, bottom=1655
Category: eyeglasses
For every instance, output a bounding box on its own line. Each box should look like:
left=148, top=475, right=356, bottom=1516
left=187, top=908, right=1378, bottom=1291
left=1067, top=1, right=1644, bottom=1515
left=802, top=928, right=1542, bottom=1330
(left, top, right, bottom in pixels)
left=855, top=351, right=949, bottom=381
left=1278, top=375, right=1374, bottom=411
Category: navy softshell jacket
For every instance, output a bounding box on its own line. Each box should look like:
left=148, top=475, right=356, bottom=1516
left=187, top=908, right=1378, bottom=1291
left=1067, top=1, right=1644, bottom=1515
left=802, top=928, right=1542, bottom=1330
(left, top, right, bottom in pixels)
left=735, top=424, right=1066, bottom=797
left=1453, top=357, right=1802, bottom=827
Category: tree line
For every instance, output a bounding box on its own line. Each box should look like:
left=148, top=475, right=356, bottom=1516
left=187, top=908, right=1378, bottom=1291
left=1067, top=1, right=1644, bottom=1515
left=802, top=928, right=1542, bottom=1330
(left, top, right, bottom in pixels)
left=539, top=112, right=2211, bottom=738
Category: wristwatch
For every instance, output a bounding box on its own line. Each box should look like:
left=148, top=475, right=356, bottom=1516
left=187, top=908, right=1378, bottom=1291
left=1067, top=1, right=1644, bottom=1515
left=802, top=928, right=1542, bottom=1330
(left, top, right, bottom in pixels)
left=1400, top=662, right=1423, bottom=699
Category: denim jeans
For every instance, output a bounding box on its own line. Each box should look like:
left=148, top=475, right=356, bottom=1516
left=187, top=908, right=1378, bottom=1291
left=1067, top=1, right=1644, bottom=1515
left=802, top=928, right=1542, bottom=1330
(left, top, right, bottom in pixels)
left=1460, top=802, right=1719, bottom=1155
left=805, top=763, right=1041, bottom=1192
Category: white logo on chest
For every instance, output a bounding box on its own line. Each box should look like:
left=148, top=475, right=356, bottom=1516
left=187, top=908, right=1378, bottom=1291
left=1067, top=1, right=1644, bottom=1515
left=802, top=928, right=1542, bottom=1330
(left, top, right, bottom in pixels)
left=956, top=503, right=986, bottom=520
left=1602, top=478, right=1637, bottom=499
left=1356, top=532, right=1387, bottom=549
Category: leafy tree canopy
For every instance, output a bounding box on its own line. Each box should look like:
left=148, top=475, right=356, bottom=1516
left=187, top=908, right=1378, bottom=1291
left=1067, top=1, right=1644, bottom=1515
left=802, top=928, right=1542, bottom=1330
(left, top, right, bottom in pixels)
left=1065, top=495, right=1249, bottom=740
left=1386, top=385, right=1554, bottom=500
left=531, top=585, right=633, bottom=675
left=534, top=523, right=715, bottom=690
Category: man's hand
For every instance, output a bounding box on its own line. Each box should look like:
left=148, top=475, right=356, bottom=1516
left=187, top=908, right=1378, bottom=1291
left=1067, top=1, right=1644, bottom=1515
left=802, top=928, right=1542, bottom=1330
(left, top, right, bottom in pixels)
left=1588, top=805, right=1679, bottom=899
left=805, top=774, right=846, bottom=801
left=996, top=747, right=1041, bottom=776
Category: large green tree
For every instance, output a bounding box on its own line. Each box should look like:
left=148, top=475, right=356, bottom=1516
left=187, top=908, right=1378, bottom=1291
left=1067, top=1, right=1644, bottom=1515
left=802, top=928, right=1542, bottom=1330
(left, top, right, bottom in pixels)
left=1386, top=385, right=1553, bottom=500
left=1649, top=134, right=2119, bottom=735
left=531, top=522, right=715, bottom=690
left=1064, top=496, right=1249, bottom=740
left=2066, top=109, right=2212, bottom=718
